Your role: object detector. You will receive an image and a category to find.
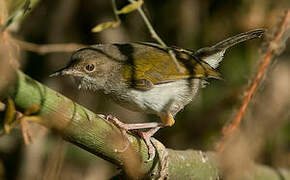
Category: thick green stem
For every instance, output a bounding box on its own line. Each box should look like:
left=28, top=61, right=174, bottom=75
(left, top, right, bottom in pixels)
left=3, top=70, right=218, bottom=179
left=1, top=70, right=289, bottom=179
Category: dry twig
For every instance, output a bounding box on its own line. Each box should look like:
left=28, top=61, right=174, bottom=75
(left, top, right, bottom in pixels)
left=13, top=39, right=85, bottom=54
left=219, top=10, right=290, bottom=149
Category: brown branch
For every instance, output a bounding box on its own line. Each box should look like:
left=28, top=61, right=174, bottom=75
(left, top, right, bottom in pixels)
left=220, top=10, right=290, bottom=148
left=13, top=39, right=85, bottom=54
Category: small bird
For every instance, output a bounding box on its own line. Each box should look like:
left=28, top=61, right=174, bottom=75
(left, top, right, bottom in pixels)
left=50, top=29, right=264, bottom=161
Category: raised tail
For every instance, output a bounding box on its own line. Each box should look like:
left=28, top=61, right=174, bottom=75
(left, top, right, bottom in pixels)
left=194, top=29, right=264, bottom=68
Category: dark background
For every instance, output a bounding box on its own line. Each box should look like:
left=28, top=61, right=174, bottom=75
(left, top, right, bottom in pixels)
left=0, top=0, right=289, bottom=179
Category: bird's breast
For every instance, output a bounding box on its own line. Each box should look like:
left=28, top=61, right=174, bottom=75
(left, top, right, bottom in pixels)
left=112, top=79, right=203, bottom=115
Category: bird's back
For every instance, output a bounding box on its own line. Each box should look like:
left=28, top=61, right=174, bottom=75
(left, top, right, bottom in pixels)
left=115, top=42, right=220, bottom=91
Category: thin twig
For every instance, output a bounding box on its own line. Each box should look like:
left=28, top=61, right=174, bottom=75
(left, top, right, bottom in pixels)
left=13, top=39, right=85, bottom=54
left=112, top=0, right=120, bottom=22
left=220, top=10, right=290, bottom=142
left=127, top=0, right=183, bottom=72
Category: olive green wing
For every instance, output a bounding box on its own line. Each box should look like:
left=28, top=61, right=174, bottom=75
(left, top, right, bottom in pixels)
left=121, top=43, right=221, bottom=90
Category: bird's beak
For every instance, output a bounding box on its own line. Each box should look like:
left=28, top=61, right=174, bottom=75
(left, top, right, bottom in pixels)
left=49, top=67, right=81, bottom=77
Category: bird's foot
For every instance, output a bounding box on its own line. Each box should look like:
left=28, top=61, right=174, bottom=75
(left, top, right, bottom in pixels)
left=100, top=114, right=162, bottom=162
left=103, top=114, right=131, bottom=153
left=137, top=127, right=160, bottom=162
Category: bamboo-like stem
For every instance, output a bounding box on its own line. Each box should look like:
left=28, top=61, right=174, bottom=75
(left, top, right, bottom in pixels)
left=2, top=70, right=219, bottom=179
left=0, top=70, right=289, bottom=179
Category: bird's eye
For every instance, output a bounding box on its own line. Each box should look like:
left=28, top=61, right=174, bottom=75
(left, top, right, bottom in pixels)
left=85, top=64, right=95, bottom=72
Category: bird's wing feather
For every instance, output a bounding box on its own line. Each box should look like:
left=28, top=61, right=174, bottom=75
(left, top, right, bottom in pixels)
left=121, top=43, right=220, bottom=90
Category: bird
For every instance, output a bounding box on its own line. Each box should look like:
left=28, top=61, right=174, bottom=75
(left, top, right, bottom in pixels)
left=50, top=29, right=264, bottom=161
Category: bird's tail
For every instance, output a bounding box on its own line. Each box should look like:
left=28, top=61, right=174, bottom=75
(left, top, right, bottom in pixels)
left=194, top=29, right=264, bottom=69
left=211, top=29, right=264, bottom=49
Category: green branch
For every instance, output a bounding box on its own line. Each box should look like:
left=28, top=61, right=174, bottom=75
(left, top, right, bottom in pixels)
left=0, top=70, right=289, bottom=179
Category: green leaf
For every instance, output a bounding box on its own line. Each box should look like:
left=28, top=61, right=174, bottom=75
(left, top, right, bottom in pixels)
left=91, top=20, right=120, bottom=33
left=117, top=0, right=143, bottom=14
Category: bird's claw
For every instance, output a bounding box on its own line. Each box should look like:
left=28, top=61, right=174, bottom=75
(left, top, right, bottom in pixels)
left=102, top=114, right=130, bottom=153
left=101, top=114, right=160, bottom=162
left=137, top=130, right=156, bottom=162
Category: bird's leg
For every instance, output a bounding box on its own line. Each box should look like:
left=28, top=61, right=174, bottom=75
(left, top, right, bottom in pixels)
left=101, top=112, right=175, bottom=161
left=136, top=112, right=176, bottom=161
left=137, top=126, right=161, bottom=162
left=102, top=114, right=162, bottom=130
left=101, top=114, right=163, bottom=161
